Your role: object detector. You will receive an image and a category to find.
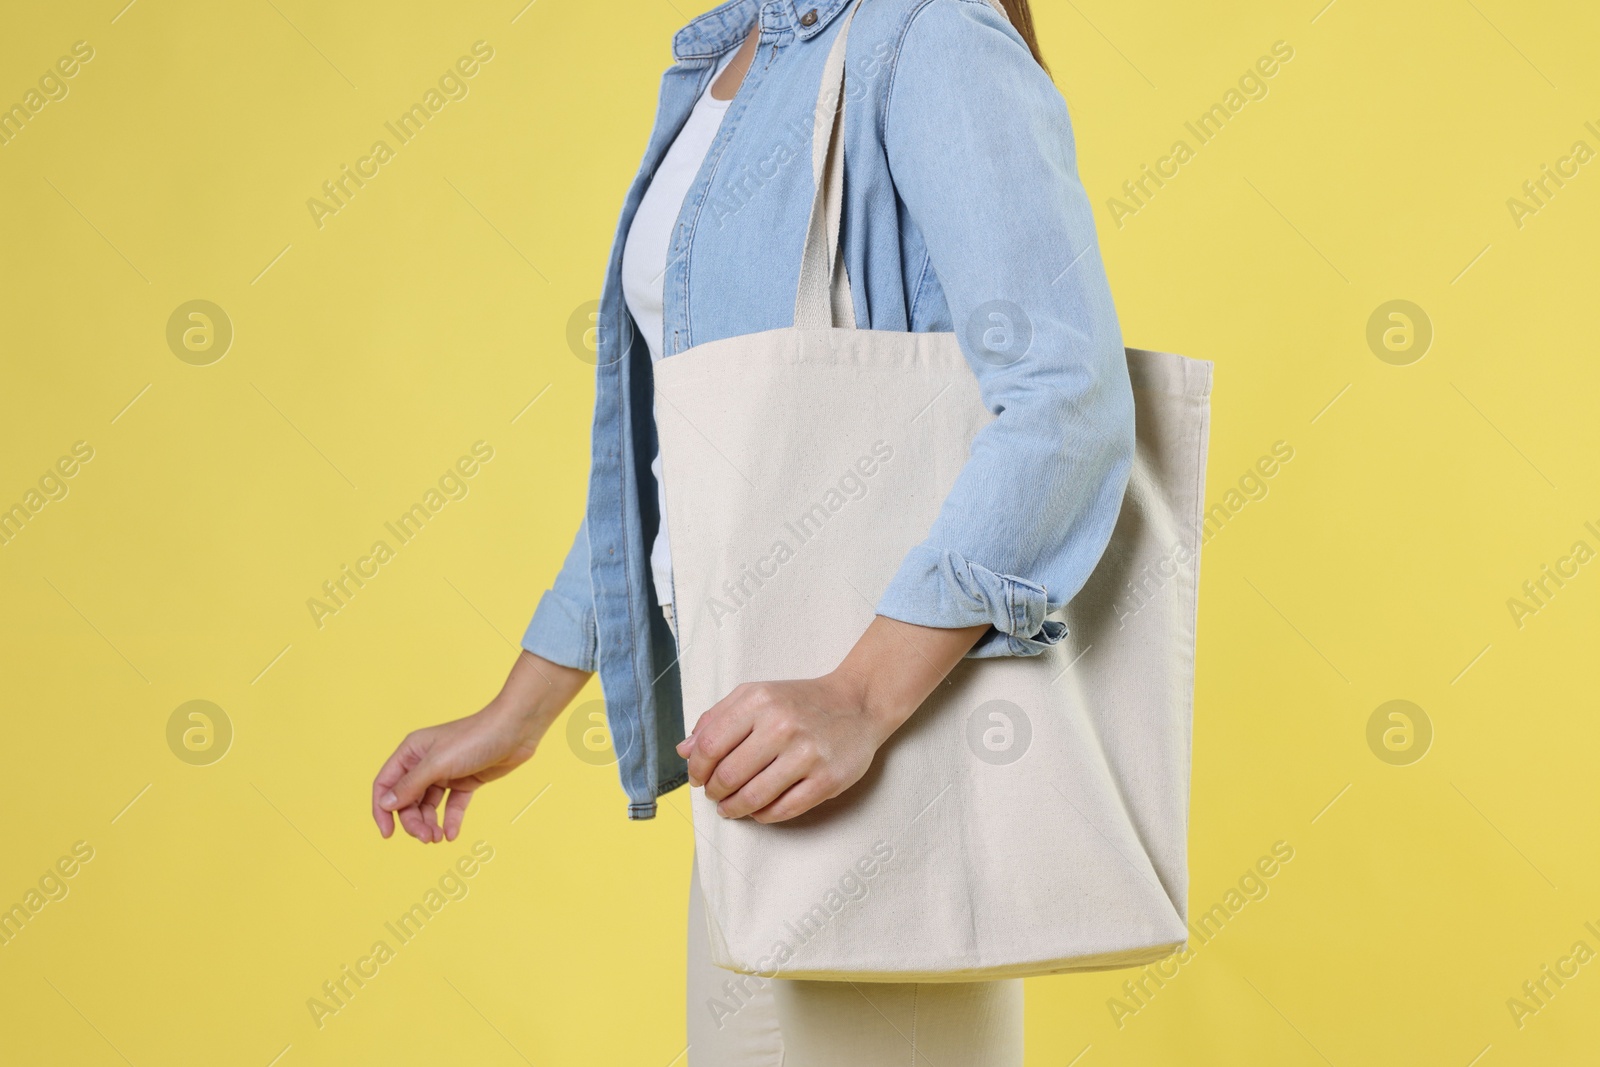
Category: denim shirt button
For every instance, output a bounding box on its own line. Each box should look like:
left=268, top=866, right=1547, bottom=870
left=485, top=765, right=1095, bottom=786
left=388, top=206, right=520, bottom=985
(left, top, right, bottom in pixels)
left=799, top=8, right=818, bottom=26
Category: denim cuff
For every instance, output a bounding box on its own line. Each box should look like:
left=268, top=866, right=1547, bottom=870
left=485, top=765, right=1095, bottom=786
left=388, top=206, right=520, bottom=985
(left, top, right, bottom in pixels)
left=874, top=543, right=1069, bottom=659
left=520, top=587, right=598, bottom=672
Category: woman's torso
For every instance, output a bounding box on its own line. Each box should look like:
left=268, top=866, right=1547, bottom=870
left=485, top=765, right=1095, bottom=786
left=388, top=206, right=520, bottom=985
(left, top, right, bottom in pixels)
left=565, top=0, right=1125, bottom=819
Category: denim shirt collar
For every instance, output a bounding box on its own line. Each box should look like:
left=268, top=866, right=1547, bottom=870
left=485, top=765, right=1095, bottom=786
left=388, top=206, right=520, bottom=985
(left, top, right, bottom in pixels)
left=672, top=0, right=854, bottom=59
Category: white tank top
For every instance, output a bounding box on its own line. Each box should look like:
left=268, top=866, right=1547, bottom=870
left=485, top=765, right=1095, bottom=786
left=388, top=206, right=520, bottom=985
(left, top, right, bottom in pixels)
left=621, top=50, right=737, bottom=611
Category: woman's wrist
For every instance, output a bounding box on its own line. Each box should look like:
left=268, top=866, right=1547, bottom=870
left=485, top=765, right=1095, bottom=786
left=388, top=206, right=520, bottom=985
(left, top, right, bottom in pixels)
left=825, top=661, right=906, bottom=744
left=489, top=650, right=592, bottom=744
left=831, top=615, right=990, bottom=740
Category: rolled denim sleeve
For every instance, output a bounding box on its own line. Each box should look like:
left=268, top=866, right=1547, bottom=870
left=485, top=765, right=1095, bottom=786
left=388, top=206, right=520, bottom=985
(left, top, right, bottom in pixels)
left=875, top=0, right=1136, bottom=658
left=520, top=516, right=599, bottom=672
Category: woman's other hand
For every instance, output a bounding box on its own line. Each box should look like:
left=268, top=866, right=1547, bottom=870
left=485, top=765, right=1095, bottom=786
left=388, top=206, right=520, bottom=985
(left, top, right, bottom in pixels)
left=371, top=650, right=590, bottom=843
left=677, top=615, right=987, bottom=823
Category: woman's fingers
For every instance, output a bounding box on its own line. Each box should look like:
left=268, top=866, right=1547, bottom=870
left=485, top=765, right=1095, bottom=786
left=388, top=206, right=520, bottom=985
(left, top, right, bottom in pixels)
left=419, top=785, right=446, bottom=843
left=749, top=776, right=831, bottom=824
left=372, top=733, right=429, bottom=837
left=685, top=692, right=759, bottom=788
left=442, top=784, right=476, bottom=842
left=384, top=748, right=448, bottom=816
left=715, top=750, right=808, bottom=819
left=703, top=727, right=784, bottom=804
left=373, top=798, right=396, bottom=839
left=395, top=802, right=433, bottom=842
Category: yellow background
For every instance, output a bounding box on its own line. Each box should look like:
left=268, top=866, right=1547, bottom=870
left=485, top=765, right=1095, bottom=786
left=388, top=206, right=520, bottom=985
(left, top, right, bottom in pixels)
left=2, top=0, right=1596, bottom=1063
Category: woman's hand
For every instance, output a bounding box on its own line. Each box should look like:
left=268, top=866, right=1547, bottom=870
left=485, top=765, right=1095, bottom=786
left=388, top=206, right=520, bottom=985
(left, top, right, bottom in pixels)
left=371, top=650, right=590, bottom=843
left=677, top=615, right=988, bottom=823
left=678, top=672, right=890, bottom=823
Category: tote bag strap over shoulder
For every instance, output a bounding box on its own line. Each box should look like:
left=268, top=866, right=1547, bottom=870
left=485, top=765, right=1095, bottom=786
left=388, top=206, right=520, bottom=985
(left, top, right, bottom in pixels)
left=792, top=0, right=863, bottom=330
left=793, top=0, right=1016, bottom=331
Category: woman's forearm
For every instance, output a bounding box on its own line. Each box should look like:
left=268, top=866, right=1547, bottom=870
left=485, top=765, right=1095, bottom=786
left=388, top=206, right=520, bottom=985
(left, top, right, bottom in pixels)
left=492, top=649, right=592, bottom=742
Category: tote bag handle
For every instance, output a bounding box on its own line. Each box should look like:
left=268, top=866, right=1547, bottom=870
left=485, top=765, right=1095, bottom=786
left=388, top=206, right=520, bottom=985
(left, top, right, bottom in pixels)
left=791, top=0, right=864, bottom=331
left=792, top=0, right=1014, bottom=331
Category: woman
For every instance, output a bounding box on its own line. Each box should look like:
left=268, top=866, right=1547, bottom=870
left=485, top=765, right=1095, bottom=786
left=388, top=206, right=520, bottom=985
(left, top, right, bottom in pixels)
left=371, top=0, right=1135, bottom=1061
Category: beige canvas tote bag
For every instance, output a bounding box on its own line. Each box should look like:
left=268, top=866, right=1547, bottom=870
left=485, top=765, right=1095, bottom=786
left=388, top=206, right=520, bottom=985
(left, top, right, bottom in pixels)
left=654, top=0, right=1213, bottom=982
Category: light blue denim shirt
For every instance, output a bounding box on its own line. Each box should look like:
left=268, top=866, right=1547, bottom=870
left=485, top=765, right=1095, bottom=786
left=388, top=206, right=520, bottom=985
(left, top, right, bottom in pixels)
left=522, top=0, right=1135, bottom=818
